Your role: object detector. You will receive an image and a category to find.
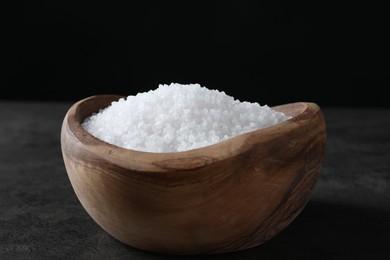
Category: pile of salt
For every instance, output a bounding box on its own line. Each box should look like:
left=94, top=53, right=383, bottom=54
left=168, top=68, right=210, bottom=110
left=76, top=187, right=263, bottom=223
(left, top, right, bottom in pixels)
left=82, top=83, right=291, bottom=152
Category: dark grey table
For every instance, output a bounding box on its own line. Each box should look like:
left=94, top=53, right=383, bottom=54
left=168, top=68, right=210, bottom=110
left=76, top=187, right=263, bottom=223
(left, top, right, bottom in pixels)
left=1, top=100, right=389, bottom=259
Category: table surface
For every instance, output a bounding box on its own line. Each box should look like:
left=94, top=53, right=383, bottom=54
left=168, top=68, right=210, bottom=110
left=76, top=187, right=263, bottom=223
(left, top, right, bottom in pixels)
left=0, top=100, right=389, bottom=260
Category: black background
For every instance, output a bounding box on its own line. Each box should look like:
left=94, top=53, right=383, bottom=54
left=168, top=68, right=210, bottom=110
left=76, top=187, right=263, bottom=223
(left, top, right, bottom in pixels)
left=3, top=1, right=389, bottom=107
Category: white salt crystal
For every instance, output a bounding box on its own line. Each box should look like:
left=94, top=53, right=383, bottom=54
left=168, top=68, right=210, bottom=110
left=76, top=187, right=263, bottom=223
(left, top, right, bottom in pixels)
left=82, top=83, right=292, bottom=152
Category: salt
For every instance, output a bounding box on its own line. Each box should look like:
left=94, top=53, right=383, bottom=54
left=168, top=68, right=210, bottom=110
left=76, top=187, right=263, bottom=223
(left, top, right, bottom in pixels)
left=82, top=83, right=292, bottom=152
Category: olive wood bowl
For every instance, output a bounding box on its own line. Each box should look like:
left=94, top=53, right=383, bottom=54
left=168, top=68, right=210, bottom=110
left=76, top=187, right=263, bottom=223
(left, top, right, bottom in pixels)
left=60, top=95, right=327, bottom=255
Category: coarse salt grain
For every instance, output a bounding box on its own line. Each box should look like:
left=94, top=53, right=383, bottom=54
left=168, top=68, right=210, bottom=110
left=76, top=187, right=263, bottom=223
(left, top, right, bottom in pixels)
left=81, top=83, right=292, bottom=152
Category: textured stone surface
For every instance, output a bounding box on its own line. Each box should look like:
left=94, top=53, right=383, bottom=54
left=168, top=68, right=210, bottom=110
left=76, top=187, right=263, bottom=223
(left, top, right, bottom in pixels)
left=1, top=101, right=389, bottom=259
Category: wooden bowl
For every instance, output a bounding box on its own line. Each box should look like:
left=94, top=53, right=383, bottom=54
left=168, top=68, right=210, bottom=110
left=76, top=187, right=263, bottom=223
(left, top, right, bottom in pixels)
left=60, top=95, right=327, bottom=255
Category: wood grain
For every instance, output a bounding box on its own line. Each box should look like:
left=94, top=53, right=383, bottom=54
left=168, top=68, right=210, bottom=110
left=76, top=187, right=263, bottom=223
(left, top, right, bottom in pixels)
left=60, top=95, right=327, bottom=255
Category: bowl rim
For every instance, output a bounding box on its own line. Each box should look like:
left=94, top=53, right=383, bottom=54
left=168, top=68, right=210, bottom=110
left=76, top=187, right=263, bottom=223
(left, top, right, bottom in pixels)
left=62, top=94, right=322, bottom=172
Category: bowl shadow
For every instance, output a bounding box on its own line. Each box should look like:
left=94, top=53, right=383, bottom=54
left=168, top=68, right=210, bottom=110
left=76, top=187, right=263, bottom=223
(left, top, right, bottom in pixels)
left=123, top=200, right=390, bottom=260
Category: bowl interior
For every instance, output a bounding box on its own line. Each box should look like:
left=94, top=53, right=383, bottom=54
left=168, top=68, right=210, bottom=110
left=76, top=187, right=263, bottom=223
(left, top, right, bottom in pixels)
left=66, top=95, right=315, bottom=172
